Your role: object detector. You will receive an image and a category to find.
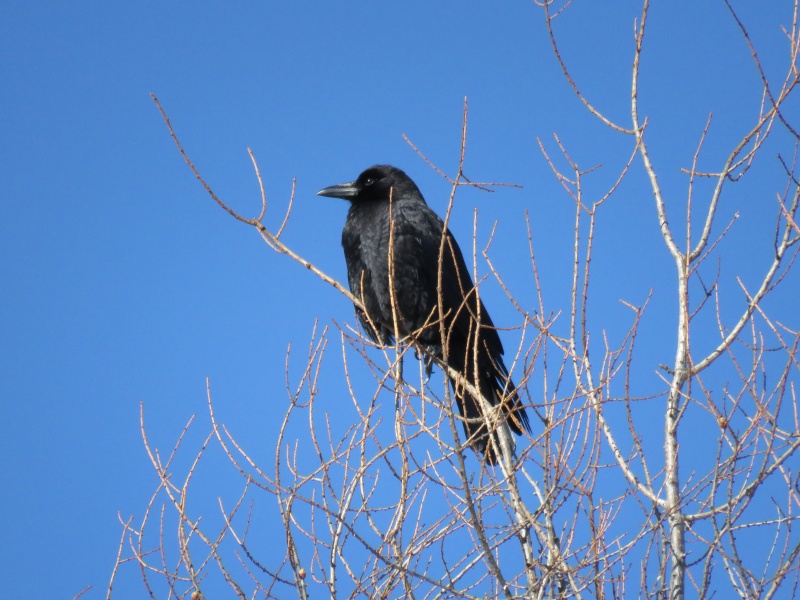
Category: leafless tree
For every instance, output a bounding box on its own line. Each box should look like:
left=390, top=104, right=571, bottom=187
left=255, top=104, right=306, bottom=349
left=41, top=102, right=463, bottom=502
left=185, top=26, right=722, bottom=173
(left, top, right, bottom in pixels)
left=107, top=2, right=800, bottom=598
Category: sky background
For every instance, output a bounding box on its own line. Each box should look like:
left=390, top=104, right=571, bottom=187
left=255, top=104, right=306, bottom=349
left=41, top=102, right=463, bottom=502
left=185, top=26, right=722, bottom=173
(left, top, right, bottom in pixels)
left=1, top=2, right=798, bottom=598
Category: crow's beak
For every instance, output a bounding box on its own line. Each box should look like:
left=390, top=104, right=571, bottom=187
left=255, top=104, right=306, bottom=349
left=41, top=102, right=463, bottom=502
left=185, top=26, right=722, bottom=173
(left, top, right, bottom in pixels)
left=317, top=181, right=359, bottom=200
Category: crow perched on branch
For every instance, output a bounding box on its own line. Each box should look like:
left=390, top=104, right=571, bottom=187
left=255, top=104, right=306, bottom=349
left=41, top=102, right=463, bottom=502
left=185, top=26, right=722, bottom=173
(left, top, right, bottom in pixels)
left=318, top=165, right=530, bottom=462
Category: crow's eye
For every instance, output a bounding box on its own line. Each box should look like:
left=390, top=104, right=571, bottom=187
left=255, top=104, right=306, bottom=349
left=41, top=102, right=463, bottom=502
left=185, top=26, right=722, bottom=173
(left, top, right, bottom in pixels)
left=363, top=177, right=375, bottom=187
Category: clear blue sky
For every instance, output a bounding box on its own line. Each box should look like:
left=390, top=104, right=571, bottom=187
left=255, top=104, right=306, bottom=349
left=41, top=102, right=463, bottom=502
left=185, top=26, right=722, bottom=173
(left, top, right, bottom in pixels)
left=1, top=2, right=796, bottom=597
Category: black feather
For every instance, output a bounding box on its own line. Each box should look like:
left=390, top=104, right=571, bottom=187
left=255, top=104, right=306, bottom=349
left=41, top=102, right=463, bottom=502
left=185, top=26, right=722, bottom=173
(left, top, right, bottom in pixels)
left=319, top=165, right=531, bottom=462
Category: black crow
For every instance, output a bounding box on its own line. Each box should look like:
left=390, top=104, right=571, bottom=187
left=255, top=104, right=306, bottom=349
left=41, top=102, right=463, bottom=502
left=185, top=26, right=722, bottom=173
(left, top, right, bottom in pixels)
left=318, top=165, right=530, bottom=462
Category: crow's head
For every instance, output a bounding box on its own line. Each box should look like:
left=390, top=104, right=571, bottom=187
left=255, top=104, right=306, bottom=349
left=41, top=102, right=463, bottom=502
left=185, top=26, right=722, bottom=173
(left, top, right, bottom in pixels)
left=317, top=164, right=422, bottom=204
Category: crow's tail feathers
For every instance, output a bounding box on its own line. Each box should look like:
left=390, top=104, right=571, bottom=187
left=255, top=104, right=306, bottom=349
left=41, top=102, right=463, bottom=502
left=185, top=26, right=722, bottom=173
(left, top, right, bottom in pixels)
left=451, top=363, right=531, bottom=465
